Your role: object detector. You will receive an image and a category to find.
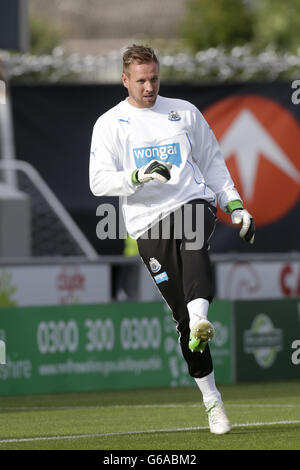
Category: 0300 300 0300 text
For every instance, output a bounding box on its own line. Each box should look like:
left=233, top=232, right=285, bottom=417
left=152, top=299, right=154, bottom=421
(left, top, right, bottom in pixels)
left=36, top=317, right=162, bottom=355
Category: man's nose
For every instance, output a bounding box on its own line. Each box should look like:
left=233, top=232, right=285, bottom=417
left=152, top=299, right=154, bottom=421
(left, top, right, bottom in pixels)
left=145, top=81, right=154, bottom=92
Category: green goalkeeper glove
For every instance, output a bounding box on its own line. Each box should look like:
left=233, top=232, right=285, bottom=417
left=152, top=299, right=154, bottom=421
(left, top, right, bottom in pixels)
left=227, top=200, right=255, bottom=244
left=132, top=160, right=172, bottom=185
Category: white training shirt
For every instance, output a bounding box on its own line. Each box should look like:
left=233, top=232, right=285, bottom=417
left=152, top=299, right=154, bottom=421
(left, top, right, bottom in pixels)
left=89, top=95, right=241, bottom=239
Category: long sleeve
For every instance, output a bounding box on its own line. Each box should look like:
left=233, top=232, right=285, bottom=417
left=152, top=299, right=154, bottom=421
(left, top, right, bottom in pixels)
left=89, top=117, right=141, bottom=197
left=192, top=107, right=242, bottom=212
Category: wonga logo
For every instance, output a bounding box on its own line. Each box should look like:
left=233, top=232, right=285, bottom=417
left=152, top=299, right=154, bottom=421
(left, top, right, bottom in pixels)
left=203, top=95, right=300, bottom=227
left=133, top=143, right=182, bottom=168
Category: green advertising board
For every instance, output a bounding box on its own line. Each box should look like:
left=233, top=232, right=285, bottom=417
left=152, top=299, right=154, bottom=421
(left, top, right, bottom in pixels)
left=234, top=299, right=300, bottom=381
left=209, top=300, right=233, bottom=384
left=0, top=300, right=233, bottom=396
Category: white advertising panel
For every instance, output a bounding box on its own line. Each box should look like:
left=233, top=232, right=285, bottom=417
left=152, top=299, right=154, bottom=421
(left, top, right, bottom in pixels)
left=216, top=261, right=300, bottom=300
left=0, top=263, right=110, bottom=306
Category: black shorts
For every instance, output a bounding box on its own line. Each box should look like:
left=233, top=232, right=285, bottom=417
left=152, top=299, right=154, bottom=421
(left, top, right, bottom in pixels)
left=137, top=199, right=217, bottom=378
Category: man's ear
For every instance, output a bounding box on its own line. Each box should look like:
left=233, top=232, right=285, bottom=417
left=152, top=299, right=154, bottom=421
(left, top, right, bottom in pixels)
left=121, top=72, right=129, bottom=89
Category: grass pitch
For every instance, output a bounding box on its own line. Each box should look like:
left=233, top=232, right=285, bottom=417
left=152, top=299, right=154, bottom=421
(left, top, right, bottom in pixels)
left=0, top=380, right=299, bottom=451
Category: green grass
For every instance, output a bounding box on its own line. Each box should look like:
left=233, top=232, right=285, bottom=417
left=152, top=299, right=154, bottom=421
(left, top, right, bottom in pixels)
left=0, top=380, right=299, bottom=450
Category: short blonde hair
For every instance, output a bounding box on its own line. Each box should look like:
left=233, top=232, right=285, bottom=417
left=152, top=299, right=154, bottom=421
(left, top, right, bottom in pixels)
left=123, top=44, right=159, bottom=74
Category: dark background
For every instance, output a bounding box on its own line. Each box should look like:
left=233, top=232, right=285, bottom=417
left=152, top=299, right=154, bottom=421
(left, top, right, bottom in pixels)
left=10, top=82, right=300, bottom=255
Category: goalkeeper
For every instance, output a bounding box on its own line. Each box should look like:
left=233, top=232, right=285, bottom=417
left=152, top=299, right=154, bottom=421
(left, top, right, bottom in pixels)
left=89, top=44, right=255, bottom=435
